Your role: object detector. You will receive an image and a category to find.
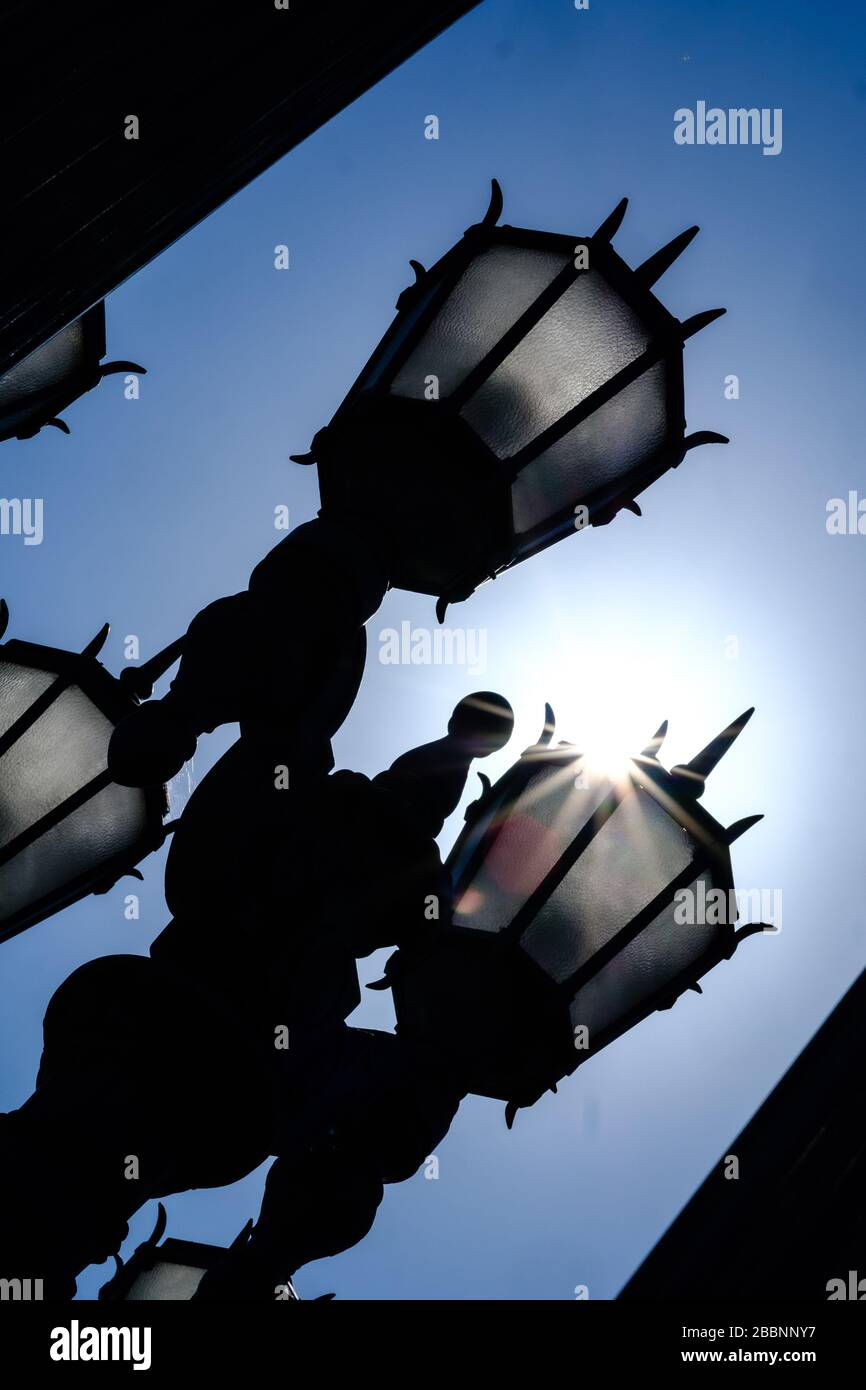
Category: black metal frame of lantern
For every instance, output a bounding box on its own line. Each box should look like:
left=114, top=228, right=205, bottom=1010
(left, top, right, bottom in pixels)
left=0, top=301, right=145, bottom=444
left=97, top=1203, right=304, bottom=1303
left=293, top=181, right=728, bottom=615
left=391, top=706, right=766, bottom=1121
left=0, top=599, right=181, bottom=944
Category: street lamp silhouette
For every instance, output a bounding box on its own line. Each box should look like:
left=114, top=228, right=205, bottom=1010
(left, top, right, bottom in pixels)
left=293, top=181, right=728, bottom=615
left=392, top=707, right=766, bottom=1124
left=0, top=183, right=762, bottom=1299
left=0, top=600, right=173, bottom=943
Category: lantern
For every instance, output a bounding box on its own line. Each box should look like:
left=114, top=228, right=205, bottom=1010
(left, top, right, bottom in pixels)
left=294, top=182, right=728, bottom=613
left=391, top=707, right=766, bottom=1116
left=0, top=302, right=144, bottom=444
left=96, top=1205, right=300, bottom=1302
left=0, top=601, right=174, bottom=943
left=98, top=1206, right=302, bottom=1301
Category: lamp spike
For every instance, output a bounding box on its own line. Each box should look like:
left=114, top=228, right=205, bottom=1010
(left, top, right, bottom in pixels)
left=396, top=261, right=428, bottom=311
left=45, top=417, right=70, bottom=434
left=230, top=1217, right=255, bottom=1250
left=640, top=720, right=668, bottom=759
left=435, top=595, right=449, bottom=624
left=289, top=451, right=315, bottom=465
left=593, top=196, right=628, bottom=242
left=725, top=813, right=764, bottom=844
left=480, top=178, right=504, bottom=229
left=680, top=307, right=727, bottom=340
left=635, top=225, right=700, bottom=285
left=731, top=921, right=774, bottom=950
left=82, top=623, right=110, bottom=659
left=539, top=702, right=556, bottom=746
left=100, top=361, right=147, bottom=377
left=0, top=599, right=8, bottom=641
left=672, top=708, right=755, bottom=796
left=149, top=1203, right=168, bottom=1248
left=683, top=430, right=729, bottom=450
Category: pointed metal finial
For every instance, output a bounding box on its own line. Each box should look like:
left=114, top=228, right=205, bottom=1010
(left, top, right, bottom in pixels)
left=640, top=720, right=668, bottom=759
left=671, top=708, right=755, bottom=796
left=539, top=702, right=556, bottom=746
left=396, top=260, right=428, bottom=311
left=680, top=307, right=727, bottom=340
left=683, top=430, right=729, bottom=451
left=230, top=1217, right=255, bottom=1250
left=82, top=623, right=110, bottom=659
left=724, top=813, right=764, bottom=844
left=635, top=226, right=699, bottom=286
left=0, top=599, right=8, bottom=641
left=479, top=178, right=504, bottom=230
left=593, top=197, right=628, bottom=242
left=464, top=770, right=493, bottom=825
left=523, top=703, right=555, bottom=756
left=100, top=361, right=147, bottom=377
left=149, top=1203, right=168, bottom=1247
left=730, top=921, right=774, bottom=952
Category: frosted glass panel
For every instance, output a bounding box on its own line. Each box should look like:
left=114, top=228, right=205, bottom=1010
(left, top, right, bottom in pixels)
left=0, top=662, right=152, bottom=927
left=126, top=1262, right=206, bottom=1300
left=391, top=245, right=569, bottom=401
left=0, top=319, right=86, bottom=408
left=0, top=781, right=149, bottom=921
left=512, top=360, right=671, bottom=534
left=453, top=759, right=612, bottom=935
left=461, top=269, right=651, bottom=457
left=519, top=784, right=694, bottom=982
left=0, top=661, right=56, bottom=733
left=568, top=869, right=723, bottom=1038
left=0, top=684, right=111, bottom=848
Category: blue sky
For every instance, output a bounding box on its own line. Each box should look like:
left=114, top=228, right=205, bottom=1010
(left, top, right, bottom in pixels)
left=2, top=0, right=865, bottom=1299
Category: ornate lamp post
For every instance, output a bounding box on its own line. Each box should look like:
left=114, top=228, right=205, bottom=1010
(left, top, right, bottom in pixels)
left=0, top=600, right=176, bottom=942
left=392, top=706, right=766, bottom=1123
left=293, top=182, right=728, bottom=615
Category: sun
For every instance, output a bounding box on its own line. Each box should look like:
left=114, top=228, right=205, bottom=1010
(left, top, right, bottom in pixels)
left=579, top=726, right=637, bottom=781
